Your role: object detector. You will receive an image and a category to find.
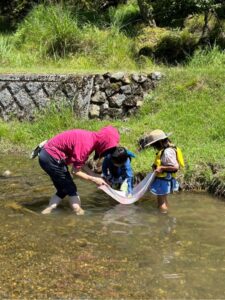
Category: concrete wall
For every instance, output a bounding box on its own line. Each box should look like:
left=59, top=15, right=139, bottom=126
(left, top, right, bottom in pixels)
left=0, top=72, right=162, bottom=121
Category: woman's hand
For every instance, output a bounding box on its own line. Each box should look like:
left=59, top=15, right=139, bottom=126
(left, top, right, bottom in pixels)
left=73, top=167, right=109, bottom=186
left=91, top=177, right=109, bottom=186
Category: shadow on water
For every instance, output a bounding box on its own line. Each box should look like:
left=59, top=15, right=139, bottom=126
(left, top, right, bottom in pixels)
left=0, top=154, right=225, bottom=299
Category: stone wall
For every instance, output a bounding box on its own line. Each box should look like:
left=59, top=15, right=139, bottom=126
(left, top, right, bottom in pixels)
left=0, top=72, right=162, bottom=121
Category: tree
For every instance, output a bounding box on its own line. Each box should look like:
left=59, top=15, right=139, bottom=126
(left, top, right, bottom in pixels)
left=0, top=0, right=40, bottom=29
left=137, top=0, right=156, bottom=26
left=193, top=0, right=224, bottom=43
left=136, top=0, right=224, bottom=27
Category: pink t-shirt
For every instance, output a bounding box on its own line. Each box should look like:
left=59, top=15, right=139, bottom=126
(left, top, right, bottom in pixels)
left=44, top=126, right=119, bottom=169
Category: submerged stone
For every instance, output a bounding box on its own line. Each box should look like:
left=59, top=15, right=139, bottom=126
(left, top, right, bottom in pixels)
left=2, top=170, right=11, bottom=177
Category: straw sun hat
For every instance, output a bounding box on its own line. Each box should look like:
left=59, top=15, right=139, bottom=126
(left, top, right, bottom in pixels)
left=141, top=129, right=172, bottom=148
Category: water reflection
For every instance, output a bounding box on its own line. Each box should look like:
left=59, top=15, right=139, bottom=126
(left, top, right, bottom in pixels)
left=103, top=204, right=142, bottom=226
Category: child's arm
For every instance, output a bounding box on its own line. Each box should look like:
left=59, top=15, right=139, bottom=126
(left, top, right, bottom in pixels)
left=124, top=159, right=133, bottom=195
left=155, top=165, right=178, bottom=175
left=102, top=156, right=109, bottom=178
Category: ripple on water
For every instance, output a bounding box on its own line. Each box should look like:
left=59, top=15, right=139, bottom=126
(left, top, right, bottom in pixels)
left=0, top=155, right=225, bottom=299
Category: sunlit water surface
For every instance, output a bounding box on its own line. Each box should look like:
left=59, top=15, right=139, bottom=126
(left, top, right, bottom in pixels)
left=0, top=155, right=225, bottom=299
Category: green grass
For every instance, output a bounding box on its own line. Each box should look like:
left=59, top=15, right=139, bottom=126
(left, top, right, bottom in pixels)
left=0, top=3, right=150, bottom=73
left=0, top=3, right=225, bottom=189
left=1, top=49, right=225, bottom=184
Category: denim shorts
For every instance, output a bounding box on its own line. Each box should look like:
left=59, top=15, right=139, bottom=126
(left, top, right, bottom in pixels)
left=150, top=174, right=179, bottom=196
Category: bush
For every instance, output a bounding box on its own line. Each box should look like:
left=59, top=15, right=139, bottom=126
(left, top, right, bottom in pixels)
left=187, top=46, right=225, bottom=68
left=108, top=2, right=141, bottom=33
left=79, top=25, right=137, bottom=69
left=154, top=31, right=197, bottom=64
left=209, top=21, right=225, bottom=49
left=136, top=26, right=170, bottom=57
left=184, top=13, right=225, bottom=50
left=13, top=4, right=82, bottom=58
left=0, top=35, right=13, bottom=64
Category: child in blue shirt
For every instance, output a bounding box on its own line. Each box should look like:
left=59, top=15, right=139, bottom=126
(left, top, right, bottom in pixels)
left=102, top=147, right=135, bottom=196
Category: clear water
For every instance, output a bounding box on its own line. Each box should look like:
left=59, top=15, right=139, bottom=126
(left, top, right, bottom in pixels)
left=0, top=154, right=225, bottom=299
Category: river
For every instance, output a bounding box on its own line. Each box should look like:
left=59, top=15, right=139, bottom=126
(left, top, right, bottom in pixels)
left=0, top=155, right=225, bottom=299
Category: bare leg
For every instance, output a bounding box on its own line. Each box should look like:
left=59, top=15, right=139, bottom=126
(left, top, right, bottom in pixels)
left=41, top=194, right=62, bottom=214
left=157, top=195, right=168, bottom=213
left=69, top=195, right=84, bottom=215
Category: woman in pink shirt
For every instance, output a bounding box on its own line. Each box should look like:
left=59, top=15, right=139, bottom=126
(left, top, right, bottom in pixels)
left=38, top=126, right=119, bottom=215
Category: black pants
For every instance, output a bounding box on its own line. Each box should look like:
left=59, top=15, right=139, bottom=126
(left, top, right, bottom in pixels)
left=39, top=149, right=77, bottom=198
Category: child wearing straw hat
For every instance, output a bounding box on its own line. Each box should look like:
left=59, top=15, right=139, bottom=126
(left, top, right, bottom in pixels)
left=138, top=129, right=184, bottom=213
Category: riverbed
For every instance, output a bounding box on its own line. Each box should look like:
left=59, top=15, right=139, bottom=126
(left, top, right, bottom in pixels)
left=0, top=155, right=225, bottom=299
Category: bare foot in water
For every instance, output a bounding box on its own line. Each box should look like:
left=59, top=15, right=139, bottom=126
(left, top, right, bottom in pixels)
left=159, top=204, right=168, bottom=214
left=41, top=206, right=56, bottom=214
left=73, top=207, right=85, bottom=215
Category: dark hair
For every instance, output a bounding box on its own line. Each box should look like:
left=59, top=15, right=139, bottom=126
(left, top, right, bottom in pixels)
left=94, top=147, right=117, bottom=160
left=152, top=138, right=170, bottom=149
left=111, top=147, right=128, bottom=165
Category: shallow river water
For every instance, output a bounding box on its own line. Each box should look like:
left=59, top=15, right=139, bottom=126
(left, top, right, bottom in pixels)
left=0, top=155, right=225, bottom=299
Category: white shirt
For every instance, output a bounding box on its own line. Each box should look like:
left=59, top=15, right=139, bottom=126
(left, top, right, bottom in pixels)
left=161, top=148, right=179, bottom=169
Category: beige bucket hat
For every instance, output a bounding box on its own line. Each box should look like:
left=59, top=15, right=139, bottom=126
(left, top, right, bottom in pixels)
left=142, top=129, right=172, bottom=148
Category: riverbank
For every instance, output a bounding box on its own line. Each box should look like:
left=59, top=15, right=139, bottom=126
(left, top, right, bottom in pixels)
left=1, top=58, right=225, bottom=199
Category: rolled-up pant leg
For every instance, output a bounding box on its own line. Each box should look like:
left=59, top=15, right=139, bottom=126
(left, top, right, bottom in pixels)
left=39, top=149, right=77, bottom=198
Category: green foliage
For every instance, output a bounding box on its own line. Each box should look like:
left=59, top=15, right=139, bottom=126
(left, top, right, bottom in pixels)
left=0, top=1, right=224, bottom=68
left=0, top=3, right=140, bottom=71
left=13, top=5, right=81, bottom=58
left=154, top=31, right=197, bottom=64
left=136, top=27, right=170, bottom=57
left=137, top=0, right=155, bottom=26
left=187, top=45, right=225, bottom=67
left=136, top=0, right=224, bottom=27
left=0, top=35, right=13, bottom=63
left=137, top=29, right=198, bottom=64
left=0, top=0, right=128, bottom=29
left=209, top=20, right=225, bottom=48
left=0, top=0, right=39, bottom=29
left=1, top=56, right=225, bottom=180
left=108, top=2, right=140, bottom=33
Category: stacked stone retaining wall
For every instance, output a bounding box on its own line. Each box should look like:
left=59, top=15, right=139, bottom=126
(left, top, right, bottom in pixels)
left=0, top=72, right=162, bottom=121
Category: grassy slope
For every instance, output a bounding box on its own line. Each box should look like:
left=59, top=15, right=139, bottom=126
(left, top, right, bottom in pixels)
left=0, top=3, right=225, bottom=190
left=1, top=56, right=225, bottom=189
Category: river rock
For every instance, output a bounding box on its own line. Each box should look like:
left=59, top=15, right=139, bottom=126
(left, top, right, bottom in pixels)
left=120, top=85, right=132, bottom=94
left=123, top=96, right=139, bottom=107
left=94, top=74, right=104, bottom=85
left=0, top=88, right=14, bottom=108
left=107, top=107, right=123, bottom=118
left=109, top=93, right=126, bottom=108
left=131, top=84, right=143, bottom=96
left=110, top=72, right=126, bottom=82
left=150, top=71, right=163, bottom=80
left=2, top=170, right=12, bottom=177
left=141, top=78, right=155, bottom=91
left=89, top=104, right=100, bottom=118
left=105, top=82, right=122, bottom=97
left=91, top=91, right=106, bottom=104
left=132, top=74, right=147, bottom=83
